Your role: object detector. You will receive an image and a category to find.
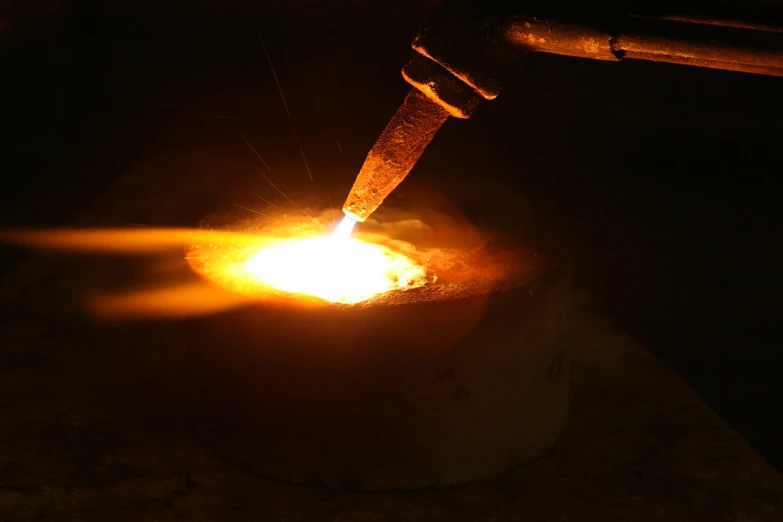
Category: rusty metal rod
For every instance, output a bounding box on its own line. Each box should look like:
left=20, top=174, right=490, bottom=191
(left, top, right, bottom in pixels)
left=342, top=90, right=449, bottom=222
left=342, top=4, right=783, bottom=223
left=505, top=15, right=783, bottom=77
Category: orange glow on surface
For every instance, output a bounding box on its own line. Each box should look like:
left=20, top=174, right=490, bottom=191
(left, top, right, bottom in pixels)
left=238, top=235, right=427, bottom=304
left=0, top=203, right=519, bottom=319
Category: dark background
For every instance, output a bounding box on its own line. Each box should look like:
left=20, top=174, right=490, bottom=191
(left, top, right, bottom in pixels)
left=2, top=0, right=782, bottom=472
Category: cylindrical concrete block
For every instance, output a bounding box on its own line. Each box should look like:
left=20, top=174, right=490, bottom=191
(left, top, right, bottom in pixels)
left=185, top=208, right=572, bottom=490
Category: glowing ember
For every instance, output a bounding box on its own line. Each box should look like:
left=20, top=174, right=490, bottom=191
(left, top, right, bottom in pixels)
left=239, top=235, right=427, bottom=304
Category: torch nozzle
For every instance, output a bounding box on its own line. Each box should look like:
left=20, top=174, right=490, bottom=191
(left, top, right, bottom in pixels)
left=342, top=89, right=450, bottom=222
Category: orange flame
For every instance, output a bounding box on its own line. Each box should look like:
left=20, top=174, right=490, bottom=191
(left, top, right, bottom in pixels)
left=0, top=205, right=493, bottom=319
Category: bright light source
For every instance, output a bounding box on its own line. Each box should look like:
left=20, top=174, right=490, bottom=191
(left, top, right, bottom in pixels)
left=241, top=235, right=426, bottom=304
left=332, top=215, right=357, bottom=239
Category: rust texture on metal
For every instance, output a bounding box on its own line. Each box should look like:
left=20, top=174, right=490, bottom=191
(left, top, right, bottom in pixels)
left=504, top=14, right=783, bottom=76
left=342, top=89, right=449, bottom=222
left=412, top=2, right=783, bottom=99
left=402, top=56, right=481, bottom=119
left=345, top=3, right=783, bottom=223
left=504, top=16, right=618, bottom=61
left=411, top=0, right=519, bottom=100
left=613, top=17, right=783, bottom=75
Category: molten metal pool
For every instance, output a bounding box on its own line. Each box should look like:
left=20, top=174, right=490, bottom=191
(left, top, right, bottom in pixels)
left=239, top=234, right=427, bottom=304
left=186, top=211, right=440, bottom=306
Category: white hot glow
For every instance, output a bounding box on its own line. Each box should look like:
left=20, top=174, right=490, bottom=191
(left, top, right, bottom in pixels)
left=241, top=235, right=426, bottom=304
left=332, top=214, right=357, bottom=239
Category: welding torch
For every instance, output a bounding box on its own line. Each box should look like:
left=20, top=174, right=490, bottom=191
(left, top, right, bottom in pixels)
left=340, top=1, right=783, bottom=224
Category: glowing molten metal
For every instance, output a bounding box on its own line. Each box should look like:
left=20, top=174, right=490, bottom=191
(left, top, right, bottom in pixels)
left=241, top=234, right=425, bottom=304
left=239, top=214, right=422, bottom=304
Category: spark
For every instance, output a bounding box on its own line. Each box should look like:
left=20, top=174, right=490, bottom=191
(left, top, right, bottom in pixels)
left=253, top=165, right=284, bottom=195
left=233, top=204, right=266, bottom=217
left=232, top=121, right=288, bottom=191
left=260, top=35, right=314, bottom=182
left=252, top=192, right=279, bottom=209
left=234, top=126, right=273, bottom=172
left=253, top=165, right=323, bottom=232
left=233, top=204, right=286, bottom=225
left=260, top=36, right=291, bottom=116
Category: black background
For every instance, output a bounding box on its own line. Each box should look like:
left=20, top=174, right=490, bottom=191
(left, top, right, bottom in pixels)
left=3, top=1, right=782, bottom=471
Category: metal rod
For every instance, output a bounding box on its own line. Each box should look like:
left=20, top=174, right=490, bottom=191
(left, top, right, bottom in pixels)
left=342, top=89, right=449, bottom=222
left=505, top=14, right=783, bottom=77
left=342, top=4, right=783, bottom=223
